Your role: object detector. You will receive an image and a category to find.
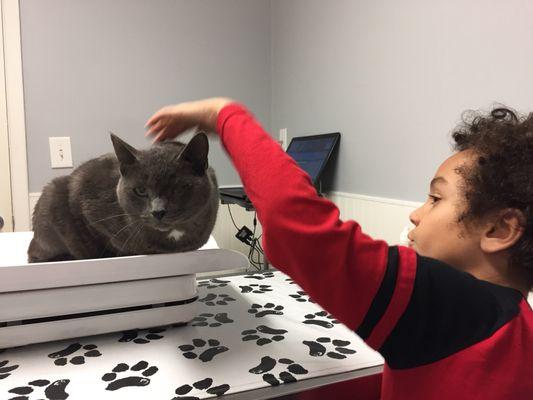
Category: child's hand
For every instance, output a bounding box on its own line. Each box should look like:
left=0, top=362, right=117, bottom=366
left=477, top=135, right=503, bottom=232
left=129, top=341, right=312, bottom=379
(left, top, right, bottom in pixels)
left=145, top=97, right=234, bottom=142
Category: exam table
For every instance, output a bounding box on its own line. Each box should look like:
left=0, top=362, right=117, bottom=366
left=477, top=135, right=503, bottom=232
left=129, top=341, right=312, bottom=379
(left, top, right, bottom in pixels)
left=0, top=232, right=384, bottom=399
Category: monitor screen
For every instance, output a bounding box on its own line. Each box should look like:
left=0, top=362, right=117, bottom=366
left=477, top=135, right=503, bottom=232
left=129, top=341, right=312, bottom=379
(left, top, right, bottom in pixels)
left=286, top=133, right=340, bottom=184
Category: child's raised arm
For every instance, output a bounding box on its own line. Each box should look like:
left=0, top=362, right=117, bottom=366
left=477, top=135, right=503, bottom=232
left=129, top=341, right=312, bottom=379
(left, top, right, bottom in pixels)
left=146, top=100, right=524, bottom=369
left=215, top=103, right=409, bottom=337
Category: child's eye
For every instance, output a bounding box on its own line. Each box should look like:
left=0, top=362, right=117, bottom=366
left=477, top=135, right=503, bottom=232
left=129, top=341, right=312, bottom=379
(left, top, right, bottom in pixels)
left=428, top=194, right=441, bottom=204
left=133, top=186, right=148, bottom=197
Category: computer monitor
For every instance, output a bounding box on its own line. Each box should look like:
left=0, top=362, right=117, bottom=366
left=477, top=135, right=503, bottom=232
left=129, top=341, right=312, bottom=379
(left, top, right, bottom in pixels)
left=219, top=132, right=340, bottom=209
left=286, top=132, right=340, bottom=186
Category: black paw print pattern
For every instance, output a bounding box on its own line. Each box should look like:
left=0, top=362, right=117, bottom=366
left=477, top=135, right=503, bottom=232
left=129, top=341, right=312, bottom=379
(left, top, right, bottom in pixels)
left=178, top=339, right=228, bottom=362
left=249, top=356, right=308, bottom=386
left=7, top=379, right=69, bottom=400
left=289, top=290, right=315, bottom=303
left=0, top=359, right=19, bottom=379
left=47, top=343, right=101, bottom=366
left=198, top=293, right=236, bottom=306
left=101, top=361, right=158, bottom=391
left=191, top=313, right=234, bottom=327
left=303, top=311, right=339, bottom=328
left=197, top=279, right=230, bottom=289
left=173, top=378, right=230, bottom=399
left=119, top=327, right=166, bottom=344
left=247, top=303, right=284, bottom=318
left=243, top=272, right=275, bottom=280
left=303, top=337, right=357, bottom=359
left=239, top=284, right=273, bottom=294
left=285, top=277, right=297, bottom=284
left=241, top=325, right=287, bottom=346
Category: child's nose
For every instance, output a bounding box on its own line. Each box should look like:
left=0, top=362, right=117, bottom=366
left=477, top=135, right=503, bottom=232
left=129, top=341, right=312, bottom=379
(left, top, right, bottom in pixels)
left=409, top=208, right=421, bottom=226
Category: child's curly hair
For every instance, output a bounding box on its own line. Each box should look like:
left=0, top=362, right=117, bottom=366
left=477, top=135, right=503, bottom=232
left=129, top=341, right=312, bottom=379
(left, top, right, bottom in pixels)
left=452, top=106, right=533, bottom=290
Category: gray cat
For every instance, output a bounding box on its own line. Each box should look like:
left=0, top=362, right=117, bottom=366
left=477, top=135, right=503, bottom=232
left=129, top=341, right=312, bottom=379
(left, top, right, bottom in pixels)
left=28, top=132, right=219, bottom=262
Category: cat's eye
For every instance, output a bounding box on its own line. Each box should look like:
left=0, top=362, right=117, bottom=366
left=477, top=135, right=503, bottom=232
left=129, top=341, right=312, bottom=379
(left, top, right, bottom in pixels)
left=133, top=186, right=148, bottom=197
left=182, top=182, right=193, bottom=190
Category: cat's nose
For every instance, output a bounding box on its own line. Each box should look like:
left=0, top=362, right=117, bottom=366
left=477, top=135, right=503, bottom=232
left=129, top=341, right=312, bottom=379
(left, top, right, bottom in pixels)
left=152, top=210, right=167, bottom=220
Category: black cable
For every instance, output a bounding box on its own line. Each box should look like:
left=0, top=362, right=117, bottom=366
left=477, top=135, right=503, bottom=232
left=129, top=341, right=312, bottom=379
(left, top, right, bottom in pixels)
left=227, top=205, right=239, bottom=230
left=254, top=240, right=262, bottom=264
left=253, top=216, right=265, bottom=268
left=247, top=244, right=256, bottom=270
left=253, top=239, right=264, bottom=268
left=253, top=246, right=262, bottom=270
left=247, top=211, right=260, bottom=270
left=256, top=234, right=264, bottom=254
left=253, top=239, right=261, bottom=260
left=228, top=208, right=266, bottom=271
left=252, top=214, right=263, bottom=256
left=227, top=204, right=260, bottom=272
left=248, top=239, right=261, bottom=271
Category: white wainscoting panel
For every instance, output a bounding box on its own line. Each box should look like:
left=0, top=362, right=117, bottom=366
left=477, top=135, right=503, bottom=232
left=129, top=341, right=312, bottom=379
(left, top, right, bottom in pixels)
left=213, top=193, right=420, bottom=253
left=326, top=192, right=421, bottom=245
left=214, top=192, right=421, bottom=262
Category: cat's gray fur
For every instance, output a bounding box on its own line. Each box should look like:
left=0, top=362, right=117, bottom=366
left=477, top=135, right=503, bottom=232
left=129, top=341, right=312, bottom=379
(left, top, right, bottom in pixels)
left=28, top=133, right=219, bottom=262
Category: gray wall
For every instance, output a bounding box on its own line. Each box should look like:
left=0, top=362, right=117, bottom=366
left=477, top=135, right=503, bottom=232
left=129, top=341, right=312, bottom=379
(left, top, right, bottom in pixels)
left=22, top=0, right=533, bottom=202
left=271, top=0, right=533, bottom=201
left=21, top=0, right=271, bottom=192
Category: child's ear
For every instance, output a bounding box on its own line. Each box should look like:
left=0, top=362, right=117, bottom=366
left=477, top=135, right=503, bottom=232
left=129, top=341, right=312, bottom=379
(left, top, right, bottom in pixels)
left=480, top=209, right=525, bottom=253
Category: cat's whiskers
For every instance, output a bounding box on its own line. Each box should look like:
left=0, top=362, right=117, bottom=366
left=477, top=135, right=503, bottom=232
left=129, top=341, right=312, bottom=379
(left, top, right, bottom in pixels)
left=88, top=213, right=138, bottom=224
left=98, top=219, right=140, bottom=258
left=106, top=219, right=140, bottom=248
left=121, top=222, right=144, bottom=251
left=129, top=224, right=145, bottom=253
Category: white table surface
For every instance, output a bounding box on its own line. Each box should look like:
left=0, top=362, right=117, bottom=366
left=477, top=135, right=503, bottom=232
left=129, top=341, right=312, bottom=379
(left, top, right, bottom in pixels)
left=0, top=270, right=384, bottom=400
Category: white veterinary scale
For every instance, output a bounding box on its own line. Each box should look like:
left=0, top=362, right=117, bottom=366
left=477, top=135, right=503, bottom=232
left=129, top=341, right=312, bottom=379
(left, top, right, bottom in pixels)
left=0, top=232, right=248, bottom=348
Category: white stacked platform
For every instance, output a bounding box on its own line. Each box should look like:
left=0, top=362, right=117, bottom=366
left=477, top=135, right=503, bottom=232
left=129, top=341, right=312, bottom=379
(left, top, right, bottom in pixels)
left=0, top=232, right=248, bottom=348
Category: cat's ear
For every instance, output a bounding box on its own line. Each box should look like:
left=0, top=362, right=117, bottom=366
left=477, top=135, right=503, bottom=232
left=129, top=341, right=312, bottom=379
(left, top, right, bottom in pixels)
left=181, top=133, right=208, bottom=176
left=110, top=133, right=139, bottom=174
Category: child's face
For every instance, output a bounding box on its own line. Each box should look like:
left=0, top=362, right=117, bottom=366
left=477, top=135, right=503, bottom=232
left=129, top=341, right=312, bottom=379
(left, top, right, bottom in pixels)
left=408, top=150, right=484, bottom=272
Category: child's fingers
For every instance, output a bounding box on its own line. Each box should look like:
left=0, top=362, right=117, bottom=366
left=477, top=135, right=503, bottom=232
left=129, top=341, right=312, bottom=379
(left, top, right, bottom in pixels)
left=152, top=128, right=167, bottom=143
left=145, top=109, right=167, bottom=129
left=145, top=120, right=163, bottom=137
left=145, top=116, right=157, bottom=129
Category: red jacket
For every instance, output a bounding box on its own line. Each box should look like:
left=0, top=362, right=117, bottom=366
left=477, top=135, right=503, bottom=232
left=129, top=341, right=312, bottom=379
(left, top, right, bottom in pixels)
left=216, top=103, right=533, bottom=400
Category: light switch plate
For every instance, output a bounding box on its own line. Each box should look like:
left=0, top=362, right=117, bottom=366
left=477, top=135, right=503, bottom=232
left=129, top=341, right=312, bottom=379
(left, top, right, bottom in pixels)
left=49, top=137, right=73, bottom=168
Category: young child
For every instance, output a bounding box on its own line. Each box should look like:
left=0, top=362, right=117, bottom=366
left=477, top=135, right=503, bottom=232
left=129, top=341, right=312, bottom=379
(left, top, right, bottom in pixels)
left=146, top=98, right=532, bottom=399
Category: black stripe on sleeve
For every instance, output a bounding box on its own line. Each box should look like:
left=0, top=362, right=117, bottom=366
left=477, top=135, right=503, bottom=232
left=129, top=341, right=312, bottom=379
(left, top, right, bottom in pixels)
left=379, top=255, right=523, bottom=369
left=356, top=246, right=399, bottom=339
